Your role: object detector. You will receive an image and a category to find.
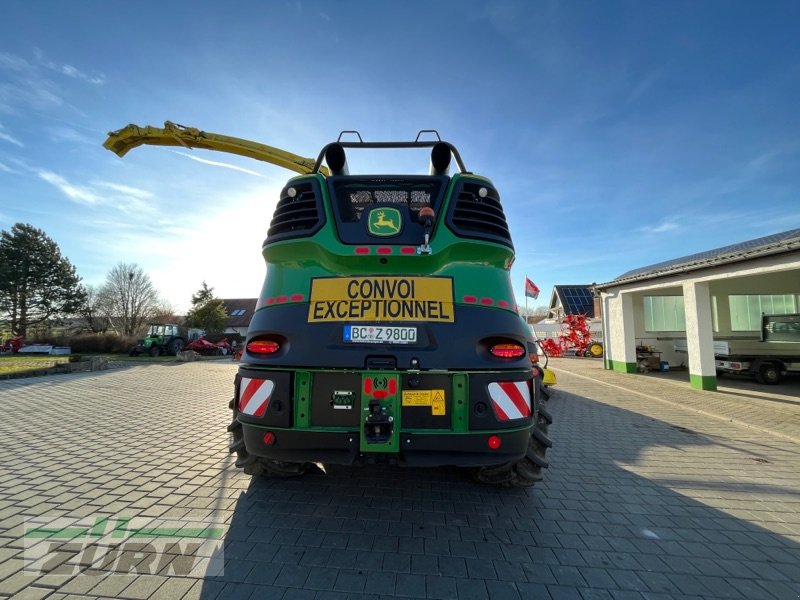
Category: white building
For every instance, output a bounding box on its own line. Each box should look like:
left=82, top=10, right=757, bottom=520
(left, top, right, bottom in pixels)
left=595, top=229, right=800, bottom=390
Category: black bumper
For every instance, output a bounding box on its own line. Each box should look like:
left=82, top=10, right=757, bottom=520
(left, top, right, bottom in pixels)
left=241, top=422, right=531, bottom=467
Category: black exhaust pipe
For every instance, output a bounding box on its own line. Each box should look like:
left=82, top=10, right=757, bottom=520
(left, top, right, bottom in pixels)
left=429, top=142, right=451, bottom=176
left=325, top=143, right=349, bottom=176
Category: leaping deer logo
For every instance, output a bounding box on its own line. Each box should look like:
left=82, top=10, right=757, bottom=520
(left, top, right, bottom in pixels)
left=368, top=208, right=402, bottom=236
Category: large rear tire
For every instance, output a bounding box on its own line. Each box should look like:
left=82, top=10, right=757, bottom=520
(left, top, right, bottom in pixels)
left=473, top=410, right=552, bottom=488
left=227, top=397, right=313, bottom=477
left=167, top=338, right=185, bottom=355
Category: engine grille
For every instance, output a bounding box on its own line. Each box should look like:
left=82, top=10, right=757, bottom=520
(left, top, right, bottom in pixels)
left=446, top=181, right=512, bottom=247
left=266, top=180, right=325, bottom=243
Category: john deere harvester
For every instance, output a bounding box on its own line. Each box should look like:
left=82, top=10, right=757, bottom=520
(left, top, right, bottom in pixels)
left=104, top=124, right=552, bottom=487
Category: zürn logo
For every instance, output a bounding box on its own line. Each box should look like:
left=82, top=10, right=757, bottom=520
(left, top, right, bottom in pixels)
left=367, top=208, right=402, bottom=237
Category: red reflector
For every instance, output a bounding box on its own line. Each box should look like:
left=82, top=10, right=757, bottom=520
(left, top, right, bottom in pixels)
left=401, top=247, right=416, bottom=254
left=355, top=247, right=370, bottom=254
left=480, top=297, right=494, bottom=305
left=497, top=300, right=510, bottom=308
left=263, top=432, right=276, bottom=446
left=276, top=296, right=287, bottom=304
left=377, top=247, right=392, bottom=255
left=247, top=340, right=280, bottom=355
left=463, top=295, right=477, bottom=303
left=290, top=294, right=304, bottom=302
left=488, top=435, right=502, bottom=449
left=490, top=343, right=526, bottom=358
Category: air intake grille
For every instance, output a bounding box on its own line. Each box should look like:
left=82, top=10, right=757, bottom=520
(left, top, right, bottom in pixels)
left=266, top=180, right=325, bottom=243
left=446, top=182, right=512, bottom=247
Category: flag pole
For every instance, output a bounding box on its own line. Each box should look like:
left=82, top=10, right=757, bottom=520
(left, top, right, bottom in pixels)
left=525, top=275, right=529, bottom=323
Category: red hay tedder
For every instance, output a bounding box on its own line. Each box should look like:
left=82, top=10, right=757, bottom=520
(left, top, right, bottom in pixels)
left=185, top=337, right=233, bottom=356
left=538, top=314, right=603, bottom=358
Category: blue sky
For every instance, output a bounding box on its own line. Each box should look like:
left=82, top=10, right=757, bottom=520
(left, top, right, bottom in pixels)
left=1, top=0, right=799, bottom=313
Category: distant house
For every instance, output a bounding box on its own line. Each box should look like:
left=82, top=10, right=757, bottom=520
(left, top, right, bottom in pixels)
left=221, top=298, right=258, bottom=338
left=548, top=285, right=597, bottom=320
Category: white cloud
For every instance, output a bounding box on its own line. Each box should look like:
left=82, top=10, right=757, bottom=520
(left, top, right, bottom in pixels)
left=34, top=169, right=157, bottom=216
left=0, top=161, right=19, bottom=174
left=171, top=150, right=271, bottom=178
left=37, top=169, right=101, bottom=204
left=83, top=183, right=283, bottom=311
left=32, top=48, right=105, bottom=86
left=0, top=52, right=31, bottom=72
left=638, top=221, right=679, bottom=234
left=0, top=124, right=23, bottom=146
left=47, top=126, right=95, bottom=145
left=91, top=181, right=154, bottom=199
left=59, top=64, right=105, bottom=85
left=0, top=50, right=102, bottom=114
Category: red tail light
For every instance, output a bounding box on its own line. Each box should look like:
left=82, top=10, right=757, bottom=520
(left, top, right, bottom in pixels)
left=487, top=435, right=502, bottom=449
left=489, top=343, right=526, bottom=358
left=246, top=339, right=280, bottom=355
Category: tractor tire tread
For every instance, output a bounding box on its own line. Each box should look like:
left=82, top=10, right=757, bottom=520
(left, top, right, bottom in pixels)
left=474, top=415, right=551, bottom=488
left=229, top=392, right=312, bottom=479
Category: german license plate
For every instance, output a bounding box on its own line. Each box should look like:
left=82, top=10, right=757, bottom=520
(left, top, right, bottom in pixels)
left=344, top=325, right=417, bottom=344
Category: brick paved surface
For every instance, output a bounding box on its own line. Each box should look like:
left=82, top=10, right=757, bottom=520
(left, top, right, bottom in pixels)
left=1, top=362, right=799, bottom=599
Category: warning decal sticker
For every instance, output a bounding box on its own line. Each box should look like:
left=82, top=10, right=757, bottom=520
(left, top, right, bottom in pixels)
left=402, top=389, right=446, bottom=415
left=238, top=378, right=275, bottom=417
left=487, top=381, right=531, bottom=421
left=308, top=277, right=454, bottom=323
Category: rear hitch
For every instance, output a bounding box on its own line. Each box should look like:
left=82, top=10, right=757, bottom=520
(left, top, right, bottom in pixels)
left=364, top=398, right=393, bottom=444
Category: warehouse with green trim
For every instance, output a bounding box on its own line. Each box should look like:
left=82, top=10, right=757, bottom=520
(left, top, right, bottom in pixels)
left=595, top=229, right=800, bottom=390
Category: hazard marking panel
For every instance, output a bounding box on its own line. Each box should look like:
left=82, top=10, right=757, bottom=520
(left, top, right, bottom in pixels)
left=402, top=389, right=446, bottom=415
left=487, top=381, right=531, bottom=421
left=308, top=277, right=454, bottom=323
left=238, top=378, right=275, bottom=417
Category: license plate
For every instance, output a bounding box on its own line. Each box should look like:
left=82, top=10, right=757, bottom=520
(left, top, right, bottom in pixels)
left=344, top=325, right=417, bottom=344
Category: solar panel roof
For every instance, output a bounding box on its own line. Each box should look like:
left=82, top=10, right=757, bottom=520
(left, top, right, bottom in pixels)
left=555, top=285, right=595, bottom=317
left=610, top=228, right=800, bottom=284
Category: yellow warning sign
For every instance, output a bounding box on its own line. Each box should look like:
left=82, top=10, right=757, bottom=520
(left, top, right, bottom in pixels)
left=308, top=277, right=454, bottom=323
left=431, top=390, right=445, bottom=416
left=402, top=389, right=446, bottom=415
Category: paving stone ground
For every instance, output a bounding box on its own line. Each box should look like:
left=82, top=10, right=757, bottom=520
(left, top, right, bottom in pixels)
left=0, top=361, right=799, bottom=599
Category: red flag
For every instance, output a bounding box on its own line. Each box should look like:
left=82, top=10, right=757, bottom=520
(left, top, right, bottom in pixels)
left=525, top=277, right=540, bottom=300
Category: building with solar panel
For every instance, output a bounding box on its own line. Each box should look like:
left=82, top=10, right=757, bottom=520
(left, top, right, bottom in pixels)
left=548, top=285, right=598, bottom=320
left=595, top=228, right=800, bottom=389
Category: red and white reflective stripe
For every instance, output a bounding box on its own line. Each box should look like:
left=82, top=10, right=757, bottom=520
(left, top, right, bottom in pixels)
left=238, top=378, right=275, bottom=417
left=488, top=381, right=531, bottom=420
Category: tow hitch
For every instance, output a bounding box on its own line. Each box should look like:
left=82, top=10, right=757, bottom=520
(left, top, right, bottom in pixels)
left=365, top=399, right=393, bottom=443
left=360, top=373, right=400, bottom=452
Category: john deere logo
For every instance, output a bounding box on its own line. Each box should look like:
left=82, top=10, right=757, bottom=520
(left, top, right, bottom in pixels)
left=368, top=208, right=402, bottom=237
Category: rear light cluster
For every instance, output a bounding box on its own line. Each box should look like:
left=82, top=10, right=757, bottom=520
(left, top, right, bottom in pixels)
left=246, top=339, right=280, bottom=355
left=489, top=343, right=526, bottom=359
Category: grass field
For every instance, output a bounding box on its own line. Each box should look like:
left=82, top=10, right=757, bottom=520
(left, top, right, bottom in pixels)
left=0, top=355, right=70, bottom=375
left=0, top=352, right=231, bottom=376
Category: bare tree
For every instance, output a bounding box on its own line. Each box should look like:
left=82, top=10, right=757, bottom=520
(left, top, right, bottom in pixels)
left=151, top=299, right=179, bottom=324
left=101, top=263, right=159, bottom=336
left=77, top=284, right=115, bottom=333
left=519, top=305, right=550, bottom=323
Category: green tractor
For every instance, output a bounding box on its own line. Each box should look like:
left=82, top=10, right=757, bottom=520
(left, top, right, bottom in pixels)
left=129, top=324, right=186, bottom=357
